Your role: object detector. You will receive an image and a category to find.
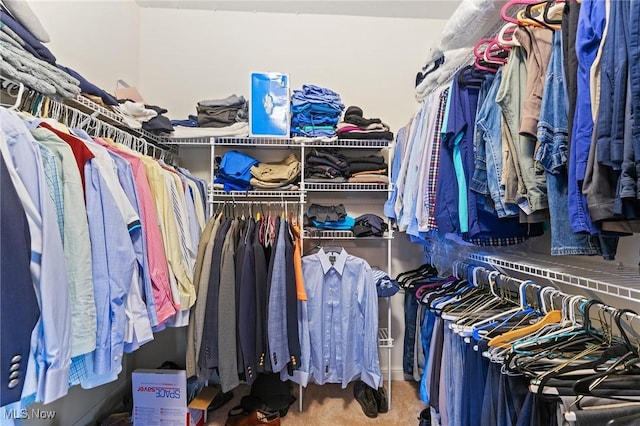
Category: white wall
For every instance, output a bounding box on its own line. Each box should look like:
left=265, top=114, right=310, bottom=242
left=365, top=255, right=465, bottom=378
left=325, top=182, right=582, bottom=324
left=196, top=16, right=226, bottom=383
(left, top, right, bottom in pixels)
left=137, top=8, right=438, bottom=133
left=29, top=0, right=140, bottom=91
left=137, top=7, right=446, bottom=379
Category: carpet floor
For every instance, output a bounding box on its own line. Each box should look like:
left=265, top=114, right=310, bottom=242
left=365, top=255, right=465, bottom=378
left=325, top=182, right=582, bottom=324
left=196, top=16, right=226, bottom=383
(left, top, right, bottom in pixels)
left=205, top=380, right=425, bottom=425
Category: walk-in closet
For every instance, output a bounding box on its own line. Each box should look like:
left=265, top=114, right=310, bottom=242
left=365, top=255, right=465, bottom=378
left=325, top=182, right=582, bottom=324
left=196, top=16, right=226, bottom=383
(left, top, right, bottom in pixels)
left=1, top=0, right=639, bottom=425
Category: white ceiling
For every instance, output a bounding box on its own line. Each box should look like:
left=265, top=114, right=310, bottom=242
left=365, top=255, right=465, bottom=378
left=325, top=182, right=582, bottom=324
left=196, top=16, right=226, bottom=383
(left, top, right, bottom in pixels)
left=136, top=0, right=462, bottom=20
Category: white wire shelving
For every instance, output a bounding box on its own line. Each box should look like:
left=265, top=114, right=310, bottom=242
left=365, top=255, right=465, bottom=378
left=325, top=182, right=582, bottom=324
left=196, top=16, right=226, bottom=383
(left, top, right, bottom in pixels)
left=303, top=182, right=389, bottom=192
left=303, top=230, right=393, bottom=240
left=468, top=252, right=640, bottom=303
left=216, top=137, right=296, bottom=146
left=304, top=138, right=391, bottom=149
left=208, top=189, right=302, bottom=202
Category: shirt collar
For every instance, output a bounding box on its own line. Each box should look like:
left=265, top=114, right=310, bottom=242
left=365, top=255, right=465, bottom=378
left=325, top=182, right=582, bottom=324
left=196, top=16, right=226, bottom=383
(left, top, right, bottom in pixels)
left=318, top=247, right=348, bottom=276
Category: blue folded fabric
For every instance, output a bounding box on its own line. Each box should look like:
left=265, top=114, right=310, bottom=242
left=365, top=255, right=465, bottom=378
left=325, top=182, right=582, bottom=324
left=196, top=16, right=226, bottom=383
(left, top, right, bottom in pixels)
left=311, top=216, right=355, bottom=230
left=57, top=65, right=119, bottom=106
left=0, top=7, right=56, bottom=64
left=218, top=150, right=259, bottom=183
left=170, top=115, right=200, bottom=127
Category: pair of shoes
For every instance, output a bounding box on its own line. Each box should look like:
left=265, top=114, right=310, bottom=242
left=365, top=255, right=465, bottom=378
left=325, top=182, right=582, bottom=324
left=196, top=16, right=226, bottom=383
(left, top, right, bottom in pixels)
left=418, top=407, right=431, bottom=426
left=208, top=391, right=234, bottom=412
left=372, top=386, right=388, bottom=413
left=354, top=381, right=378, bottom=418
left=225, top=407, right=280, bottom=426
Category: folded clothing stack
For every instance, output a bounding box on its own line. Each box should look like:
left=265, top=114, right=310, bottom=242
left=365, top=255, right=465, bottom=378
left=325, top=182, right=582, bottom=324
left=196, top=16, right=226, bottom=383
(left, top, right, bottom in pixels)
left=306, top=203, right=355, bottom=230
left=250, top=153, right=301, bottom=190
left=337, top=106, right=394, bottom=141
left=197, top=94, right=248, bottom=128
left=290, top=84, right=344, bottom=137
left=344, top=154, right=389, bottom=184
left=353, top=214, right=388, bottom=237
left=214, top=150, right=259, bottom=192
left=305, top=148, right=350, bottom=183
left=142, top=104, right=174, bottom=135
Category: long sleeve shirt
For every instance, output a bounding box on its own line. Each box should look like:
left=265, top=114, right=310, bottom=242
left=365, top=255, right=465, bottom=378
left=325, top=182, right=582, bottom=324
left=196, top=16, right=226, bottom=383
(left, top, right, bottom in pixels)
left=291, top=248, right=382, bottom=390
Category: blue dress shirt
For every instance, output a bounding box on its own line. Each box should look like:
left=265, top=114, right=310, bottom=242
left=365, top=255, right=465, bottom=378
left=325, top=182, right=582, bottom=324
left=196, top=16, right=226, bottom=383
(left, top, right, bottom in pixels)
left=0, top=109, right=71, bottom=405
left=294, top=248, right=382, bottom=390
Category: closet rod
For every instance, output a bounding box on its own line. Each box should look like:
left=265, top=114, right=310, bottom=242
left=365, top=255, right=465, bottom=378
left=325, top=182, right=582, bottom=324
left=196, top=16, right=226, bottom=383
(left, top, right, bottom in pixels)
left=458, top=262, right=640, bottom=329
left=47, top=98, right=178, bottom=165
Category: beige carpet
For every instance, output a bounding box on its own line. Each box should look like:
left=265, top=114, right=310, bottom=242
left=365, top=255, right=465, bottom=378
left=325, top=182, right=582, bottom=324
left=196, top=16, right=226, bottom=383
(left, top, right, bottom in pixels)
left=205, top=380, right=425, bottom=425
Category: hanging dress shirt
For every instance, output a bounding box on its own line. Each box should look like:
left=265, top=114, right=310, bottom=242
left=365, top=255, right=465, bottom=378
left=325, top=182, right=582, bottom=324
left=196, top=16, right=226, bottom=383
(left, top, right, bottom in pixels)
left=293, top=248, right=381, bottom=390
left=0, top=111, right=71, bottom=404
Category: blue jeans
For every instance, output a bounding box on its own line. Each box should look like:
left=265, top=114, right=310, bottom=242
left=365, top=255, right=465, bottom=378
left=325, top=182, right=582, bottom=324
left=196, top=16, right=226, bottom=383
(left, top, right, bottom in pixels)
left=621, top=0, right=640, bottom=202
left=475, top=69, right=520, bottom=218
left=403, top=291, right=419, bottom=375
left=595, top=0, right=629, bottom=169
left=538, top=31, right=601, bottom=256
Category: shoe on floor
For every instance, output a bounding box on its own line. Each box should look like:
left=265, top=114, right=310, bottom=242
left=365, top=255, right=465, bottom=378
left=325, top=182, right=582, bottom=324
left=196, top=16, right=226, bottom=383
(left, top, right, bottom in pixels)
left=225, top=408, right=280, bottom=426
left=208, top=391, right=234, bottom=412
left=372, top=386, right=388, bottom=413
left=419, top=407, right=431, bottom=426
left=353, top=380, right=378, bottom=418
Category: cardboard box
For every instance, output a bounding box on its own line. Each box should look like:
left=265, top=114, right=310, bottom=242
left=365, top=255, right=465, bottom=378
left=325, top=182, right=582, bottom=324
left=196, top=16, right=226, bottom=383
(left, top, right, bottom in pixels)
left=132, top=369, right=217, bottom=426
left=250, top=72, right=290, bottom=137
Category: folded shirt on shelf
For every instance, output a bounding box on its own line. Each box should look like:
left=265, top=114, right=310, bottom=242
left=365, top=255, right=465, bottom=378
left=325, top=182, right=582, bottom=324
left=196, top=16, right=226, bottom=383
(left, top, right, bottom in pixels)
left=196, top=95, right=248, bottom=128
left=305, top=164, right=344, bottom=180
left=170, top=115, right=199, bottom=127
left=348, top=163, right=388, bottom=175
left=311, top=216, right=355, bottom=230
left=305, top=148, right=349, bottom=173
left=307, top=203, right=347, bottom=223
left=169, top=122, right=249, bottom=138
left=291, top=84, right=344, bottom=137
left=353, top=213, right=388, bottom=237
left=250, top=153, right=301, bottom=185
left=304, top=176, right=347, bottom=183
left=213, top=150, right=259, bottom=192
left=337, top=105, right=394, bottom=141
left=347, top=175, right=389, bottom=184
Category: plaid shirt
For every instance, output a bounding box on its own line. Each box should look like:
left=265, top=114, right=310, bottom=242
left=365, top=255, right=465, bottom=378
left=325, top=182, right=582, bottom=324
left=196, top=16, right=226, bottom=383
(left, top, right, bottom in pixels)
left=425, top=87, right=450, bottom=232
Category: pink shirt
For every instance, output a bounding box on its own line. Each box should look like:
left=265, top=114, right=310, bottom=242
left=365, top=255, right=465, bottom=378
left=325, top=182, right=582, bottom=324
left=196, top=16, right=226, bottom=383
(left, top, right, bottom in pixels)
left=95, top=138, right=177, bottom=324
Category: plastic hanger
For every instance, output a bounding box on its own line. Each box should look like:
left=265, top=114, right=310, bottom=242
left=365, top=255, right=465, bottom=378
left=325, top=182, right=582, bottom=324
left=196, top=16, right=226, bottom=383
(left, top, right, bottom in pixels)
left=501, top=0, right=544, bottom=24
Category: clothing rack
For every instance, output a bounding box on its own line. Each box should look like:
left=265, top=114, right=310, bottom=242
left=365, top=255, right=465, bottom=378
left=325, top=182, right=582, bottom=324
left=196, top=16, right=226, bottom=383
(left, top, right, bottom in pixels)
left=448, top=258, right=640, bottom=341
left=0, top=76, right=178, bottom=164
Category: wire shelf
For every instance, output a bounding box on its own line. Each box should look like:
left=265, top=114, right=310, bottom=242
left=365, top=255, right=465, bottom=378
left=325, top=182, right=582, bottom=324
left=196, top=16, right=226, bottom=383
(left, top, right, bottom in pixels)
left=68, top=95, right=124, bottom=125
left=208, top=189, right=302, bottom=201
left=304, top=182, right=389, bottom=192
left=304, top=139, right=391, bottom=149
left=157, top=136, right=213, bottom=145
left=215, top=137, right=295, bottom=146
left=303, top=230, right=392, bottom=240
left=378, top=328, right=394, bottom=348
left=468, top=252, right=640, bottom=303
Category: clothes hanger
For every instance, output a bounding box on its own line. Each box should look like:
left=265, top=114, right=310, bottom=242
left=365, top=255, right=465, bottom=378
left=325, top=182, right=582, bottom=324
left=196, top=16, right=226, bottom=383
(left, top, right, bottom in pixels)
left=501, top=0, right=543, bottom=24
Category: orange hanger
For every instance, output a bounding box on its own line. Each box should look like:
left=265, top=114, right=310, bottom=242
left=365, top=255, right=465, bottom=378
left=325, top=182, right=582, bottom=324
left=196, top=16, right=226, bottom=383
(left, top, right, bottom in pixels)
left=488, top=310, right=563, bottom=348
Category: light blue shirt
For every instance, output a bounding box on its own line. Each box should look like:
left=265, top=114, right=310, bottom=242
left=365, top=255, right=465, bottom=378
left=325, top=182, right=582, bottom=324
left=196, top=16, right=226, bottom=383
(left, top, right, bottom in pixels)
left=107, top=150, right=154, bottom=352
left=294, top=248, right=382, bottom=390
left=82, top=160, right=135, bottom=385
left=383, top=125, right=408, bottom=220
left=0, top=108, right=71, bottom=404
left=36, top=143, right=64, bottom=240
left=399, top=96, right=433, bottom=230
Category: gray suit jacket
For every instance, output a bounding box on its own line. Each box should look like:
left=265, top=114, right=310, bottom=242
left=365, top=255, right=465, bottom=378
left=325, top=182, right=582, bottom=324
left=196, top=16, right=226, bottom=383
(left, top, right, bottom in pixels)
left=218, top=219, right=240, bottom=392
left=185, top=215, right=219, bottom=378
